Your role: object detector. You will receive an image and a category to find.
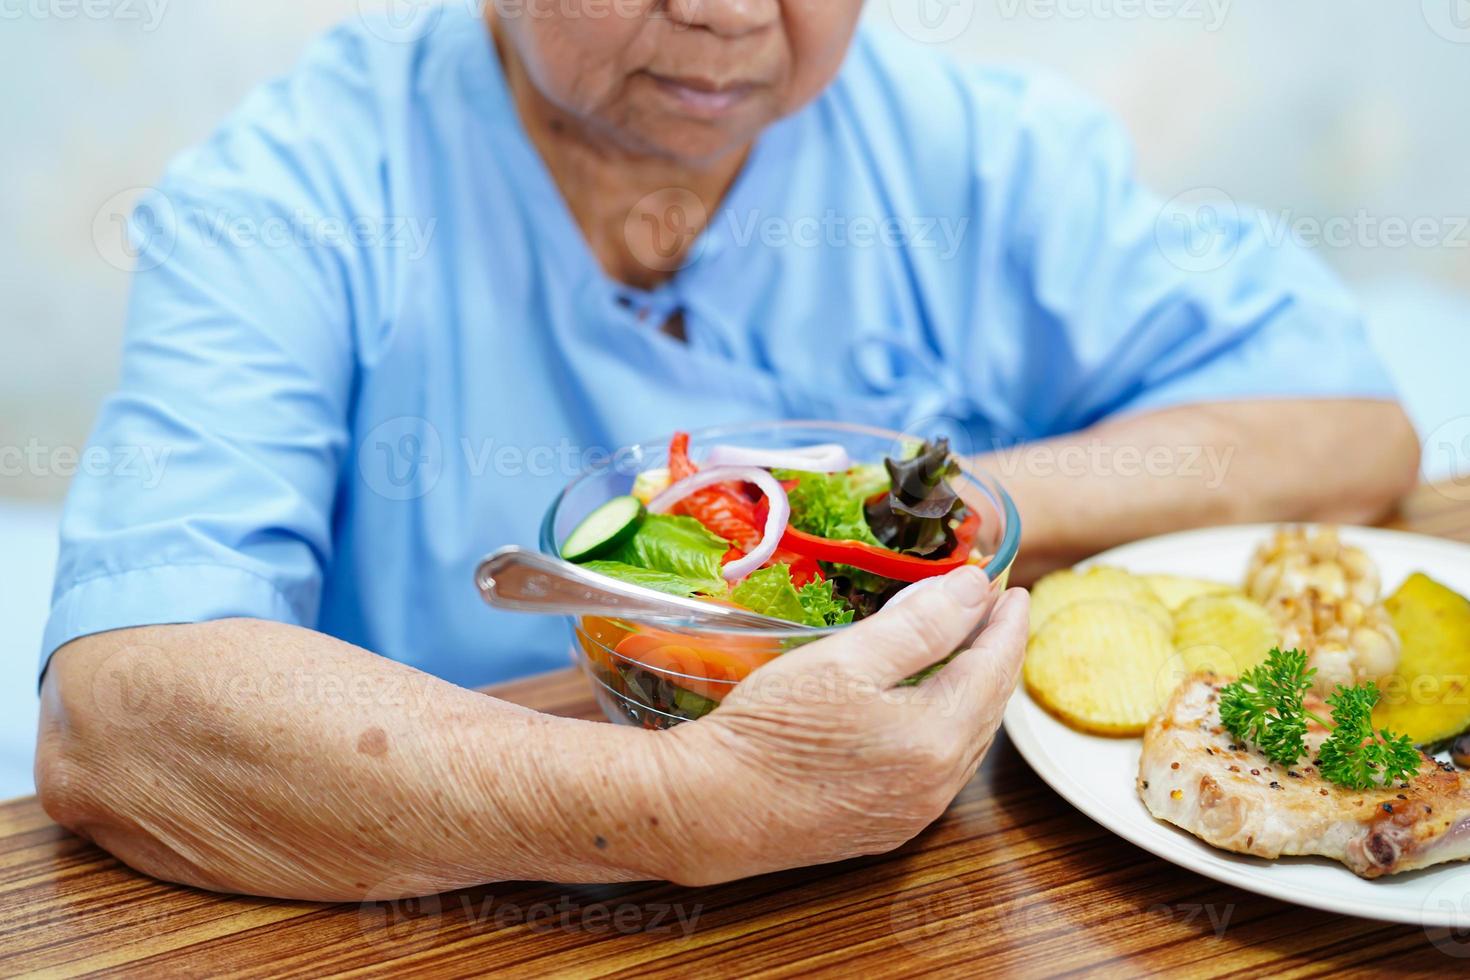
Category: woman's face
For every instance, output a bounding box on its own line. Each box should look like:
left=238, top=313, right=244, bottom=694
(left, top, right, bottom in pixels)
left=492, top=0, right=864, bottom=164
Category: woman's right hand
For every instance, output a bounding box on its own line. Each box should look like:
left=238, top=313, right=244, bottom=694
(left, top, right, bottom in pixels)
left=35, top=569, right=1025, bottom=900
left=659, top=567, right=1029, bottom=885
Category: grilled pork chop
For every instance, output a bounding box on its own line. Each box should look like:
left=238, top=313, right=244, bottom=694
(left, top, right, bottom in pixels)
left=1138, top=674, right=1470, bottom=877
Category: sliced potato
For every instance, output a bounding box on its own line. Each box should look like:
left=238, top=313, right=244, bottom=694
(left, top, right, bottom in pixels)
left=1143, top=574, right=1238, bottom=612
left=1171, top=593, right=1281, bottom=680
left=1374, top=573, right=1470, bottom=747
left=1024, top=600, right=1176, bottom=736
left=1028, top=566, right=1171, bottom=636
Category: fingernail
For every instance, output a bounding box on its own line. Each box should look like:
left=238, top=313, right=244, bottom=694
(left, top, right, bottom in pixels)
left=993, top=587, right=1025, bottom=617
left=942, top=566, right=989, bottom=607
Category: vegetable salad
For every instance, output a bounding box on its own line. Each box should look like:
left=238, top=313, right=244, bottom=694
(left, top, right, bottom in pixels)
left=561, top=432, right=989, bottom=725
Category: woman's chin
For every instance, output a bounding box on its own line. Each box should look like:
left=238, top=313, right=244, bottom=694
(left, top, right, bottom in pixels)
left=615, top=114, right=769, bottom=169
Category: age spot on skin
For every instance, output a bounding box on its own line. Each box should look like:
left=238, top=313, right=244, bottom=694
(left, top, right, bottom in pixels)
left=357, top=727, right=389, bottom=757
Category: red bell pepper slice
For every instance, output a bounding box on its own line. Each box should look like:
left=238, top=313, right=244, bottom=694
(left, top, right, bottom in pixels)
left=664, top=433, right=822, bottom=585
left=667, top=432, right=761, bottom=550
left=775, top=510, right=982, bottom=583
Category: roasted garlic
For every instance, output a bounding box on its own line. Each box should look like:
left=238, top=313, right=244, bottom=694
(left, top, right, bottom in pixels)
left=1245, top=526, right=1401, bottom=693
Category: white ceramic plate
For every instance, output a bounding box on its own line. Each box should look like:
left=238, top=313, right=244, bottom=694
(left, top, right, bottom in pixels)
left=1003, top=524, right=1470, bottom=928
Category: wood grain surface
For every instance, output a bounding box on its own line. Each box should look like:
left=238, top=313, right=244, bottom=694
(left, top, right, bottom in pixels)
left=4, top=484, right=1470, bottom=977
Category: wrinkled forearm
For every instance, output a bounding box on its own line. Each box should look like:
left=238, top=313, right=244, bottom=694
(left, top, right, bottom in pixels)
left=36, top=619, right=693, bottom=900
left=984, top=399, right=1421, bottom=582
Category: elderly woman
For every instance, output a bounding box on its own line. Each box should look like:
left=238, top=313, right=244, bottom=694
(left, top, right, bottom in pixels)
left=38, top=3, right=1418, bottom=899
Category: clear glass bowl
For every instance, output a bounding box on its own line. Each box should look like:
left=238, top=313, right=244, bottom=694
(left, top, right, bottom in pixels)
left=540, top=421, right=1022, bottom=729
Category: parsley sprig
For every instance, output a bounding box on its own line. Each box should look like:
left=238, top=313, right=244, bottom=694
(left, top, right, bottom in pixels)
left=1218, top=648, right=1420, bottom=791
left=1316, top=686, right=1421, bottom=790
left=1218, top=648, right=1313, bottom=766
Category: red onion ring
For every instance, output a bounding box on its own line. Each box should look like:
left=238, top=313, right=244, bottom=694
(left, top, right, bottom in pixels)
left=704, top=443, right=851, bottom=473
left=648, top=466, right=791, bottom=581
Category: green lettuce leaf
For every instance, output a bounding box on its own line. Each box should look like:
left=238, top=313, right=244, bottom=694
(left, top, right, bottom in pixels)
left=732, top=564, right=855, bottom=627
left=604, top=513, right=730, bottom=583
left=774, top=465, right=889, bottom=546
left=731, top=565, right=809, bottom=624
left=579, top=561, right=727, bottom=598
left=796, top=577, right=856, bottom=627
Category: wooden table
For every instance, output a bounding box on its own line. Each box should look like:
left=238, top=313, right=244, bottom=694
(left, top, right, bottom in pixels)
left=4, top=485, right=1470, bottom=977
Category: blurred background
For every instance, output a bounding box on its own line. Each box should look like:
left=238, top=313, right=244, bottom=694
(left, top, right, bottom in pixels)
left=1, top=1, right=1467, bottom=794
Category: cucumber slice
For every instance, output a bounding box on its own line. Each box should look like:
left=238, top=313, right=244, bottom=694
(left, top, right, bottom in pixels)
left=672, top=685, right=719, bottom=720
left=562, top=495, right=645, bottom=563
